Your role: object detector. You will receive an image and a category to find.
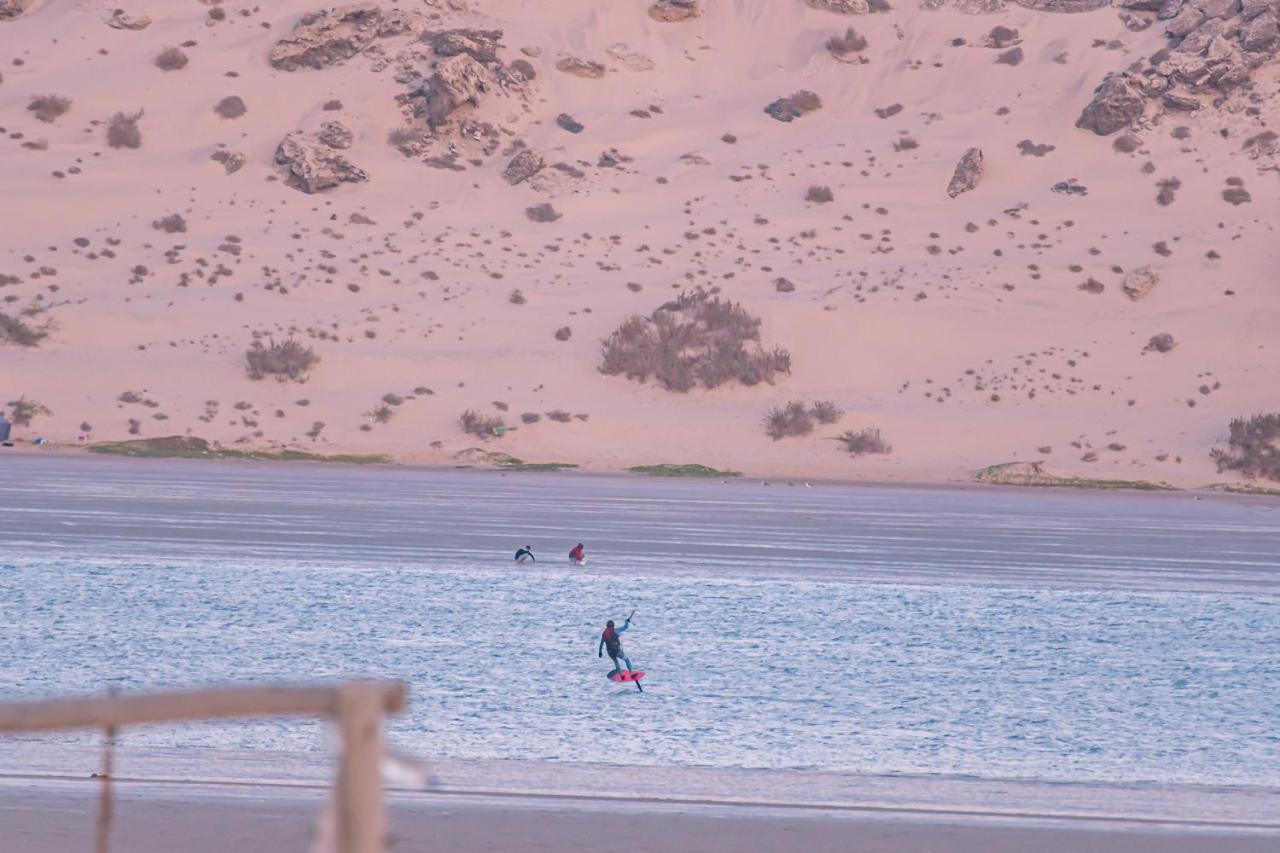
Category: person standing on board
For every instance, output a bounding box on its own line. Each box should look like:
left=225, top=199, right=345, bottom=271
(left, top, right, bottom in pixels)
left=514, top=545, right=535, bottom=564
left=598, top=615, right=633, bottom=675
left=569, top=542, right=586, bottom=565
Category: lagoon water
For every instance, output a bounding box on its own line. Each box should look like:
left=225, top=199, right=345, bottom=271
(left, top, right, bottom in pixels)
left=2, top=456, right=1278, bottom=801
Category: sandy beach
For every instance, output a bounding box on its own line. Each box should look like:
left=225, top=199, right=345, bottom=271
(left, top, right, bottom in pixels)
left=2, top=0, right=1278, bottom=489
left=3, top=777, right=1278, bottom=853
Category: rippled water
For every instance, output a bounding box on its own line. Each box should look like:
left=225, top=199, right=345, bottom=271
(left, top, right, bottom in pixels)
left=2, top=457, right=1278, bottom=788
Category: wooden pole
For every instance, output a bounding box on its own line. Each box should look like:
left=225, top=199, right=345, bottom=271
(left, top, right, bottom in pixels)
left=0, top=683, right=405, bottom=733
left=336, top=682, right=389, bottom=853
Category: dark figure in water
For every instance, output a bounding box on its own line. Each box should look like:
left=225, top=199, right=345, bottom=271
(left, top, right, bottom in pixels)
left=515, top=545, right=535, bottom=564
left=569, top=542, right=586, bottom=565
left=598, top=616, right=633, bottom=674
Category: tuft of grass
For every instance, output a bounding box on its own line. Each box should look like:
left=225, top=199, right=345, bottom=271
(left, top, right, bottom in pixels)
left=89, top=436, right=389, bottom=464
left=154, top=47, right=189, bottom=71
left=246, top=337, right=318, bottom=382
left=628, top=463, right=741, bottom=478
left=546, top=409, right=572, bottom=423
left=521, top=412, right=541, bottom=424
left=107, top=111, right=143, bottom=149
left=153, top=214, right=187, bottom=234
left=837, top=428, right=891, bottom=456
left=28, top=95, right=72, bottom=123
left=460, top=409, right=505, bottom=439
left=810, top=400, right=843, bottom=424
left=509, top=289, right=527, bottom=305
left=764, top=401, right=814, bottom=440
left=827, top=28, right=867, bottom=57
left=6, top=396, right=51, bottom=426
left=1211, top=413, right=1280, bottom=482
left=600, top=287, right=791, bottom=392
left=0, top=312, right=49, bottom=347
left=974, top=462, right=1175, bottom=491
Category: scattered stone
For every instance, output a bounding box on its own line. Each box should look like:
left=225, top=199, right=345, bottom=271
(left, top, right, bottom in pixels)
left=276, top=127, right=368, bottom=193
left=1122, top=265, right=1159, bottom=300
left=106, top=9, right=151, bottom=30
left=648, top=0, right=700, bottom=21
left=764, top=90, right=822, bottom=122
left=503, top=149, right=544, bottom=184
left=269, top=4, right=386, bottom=71
left=1145, top=333, right=1176, bottom=353
left=1162, top=90, right=1202, bottom=111
left=556, top=113, right=584, bottom=133
left=1076, top=74, right=1145, bottom=135
left=946, top=147, right=984, bottom=198
left=428, top=28, right=504, bottom=63
left=555, top=57, right=606, bottom=78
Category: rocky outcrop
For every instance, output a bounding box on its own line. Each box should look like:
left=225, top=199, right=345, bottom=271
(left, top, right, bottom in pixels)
left=1013, top=0, right=1109, bottom=9
left=946, top=148, right=984, bottom=197
left=1242, top=9, right=1280, bottom=50
left=275, top=125, right=367, bottom=193
left=1122, top=266, right=1159, bottom=300
left=649, top=0, right=701, bottom=21
left=269, top=4, right=386, bottom=71
left=1076, top=74, right=1145, bottom=135
left=0, top=0, right=32, bottom=20
left=317, top=120, right=353, bottom=149
left=413, top=54, right=491, bottom=129
left=503, top=149, right=544, bottom=184
left=429, top=29, right=504, bottom=63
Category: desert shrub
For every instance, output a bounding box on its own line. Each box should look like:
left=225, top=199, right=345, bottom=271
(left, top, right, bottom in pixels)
left=323, top=99, right=343, bottom=111
left=153, top=214, right=187, bottom=233
left=868, top=0, right=892, bottom=9
left=1211, top=413, right=1280, bottom=481
left=521, top=412, right=541, bottom=424
left=774, top=277, right=795, bottom=293
left=599, top=288, right=791, bottom=392
left=764, top=401, right=813, bottom=440
left=118, top=390, right=143, bottom=404
left=555, top=326, right=572, bottom=341
left=765, top=90, right=822, bottom=122
left=245, top=337, right=318, bottom=382
left=107, top=111, right=143, bottom=149
left=214, top=96, right=247, bottom=119
left=387, top=126, right=425, bottom=156
left=810, top=400, right=843, bottom=424
left=382, top=393, right=404, bottom=406
left=0, top=312, right=48, bottom=347
left=154, top=47, right=189, bottom=71
left=509, top=289, right=526, bottom=305
left=28, top=95, right=71, bottom=123
left=460, top=409, right=504, bottom=439
left=526, top=203, right=562, bottom=223
left=805, top=185, right=834, bottom=203
left=7, top=396, right=50, bottom=426
left=996, top=47, right=1024, bottom=66
left=546, top=410, right=572, bottom=423
left=827, top=28, right=867, bottom=57
left=838, top=427, right=891, bottom=456
left=368, top=403, right=394, bottom=424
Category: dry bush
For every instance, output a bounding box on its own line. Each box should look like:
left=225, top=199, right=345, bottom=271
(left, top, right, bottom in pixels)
left=107, top=111, right=143, bottom=149
left=387, top=126, right=425, bottom=156
left=521, top=412, right=541, bottom=424
left=764, top=401, right=814, bottom=440
left=323, top=99, right=344, bottom=111
left=765, top=90, right=822, bottom=122
left=1211, top=413, right=1280, bottom=481
left=153, top=214, right=187, bottom=234
left=214, top=96, right=247, bottom=119
left=827, top=28, right=867, bottom=57
left=368, top=403, right=394, bottom=424
left=0, top=312, right=48, bottom=347
left=838, top=427, right=891, bottom=456
left=460, top=409, right=504, bottom=439
left=526, top=203, right=562, bottom=223
left=805, top=185, right=834, bottom=203
left=555, top=326, right=572, bottom=341
left=546, top=410, right=572, bottom=423
left=599, top=288, right=791, bottom=392
left=28, top=95, right=71, bottom=123
left=509, top=289, right=527, bottom=305
left=154, top=47, right=189, bottom=71
left=810, top=400, right=843, bottom=424
left=6, top=396, right=51, bottom=426
left=245, top=337, right=318, bottom=382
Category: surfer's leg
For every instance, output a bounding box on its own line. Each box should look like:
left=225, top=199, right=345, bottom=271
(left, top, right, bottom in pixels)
left=620, top=653, right=633, bottom=672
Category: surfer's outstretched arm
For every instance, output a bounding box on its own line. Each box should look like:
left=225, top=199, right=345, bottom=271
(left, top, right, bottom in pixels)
left=616, top=619, right=629, bottom=634
left=597, top=636, right=605, bottom=657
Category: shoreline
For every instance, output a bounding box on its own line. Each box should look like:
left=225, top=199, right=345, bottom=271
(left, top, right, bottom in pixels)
left=3, top=443, right=1276, bottom=503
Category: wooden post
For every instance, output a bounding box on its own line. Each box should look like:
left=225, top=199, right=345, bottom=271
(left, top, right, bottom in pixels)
left=336, top=682, right=389, bottom=853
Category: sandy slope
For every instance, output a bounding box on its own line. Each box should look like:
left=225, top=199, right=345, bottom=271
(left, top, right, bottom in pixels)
left=0, top=0, right=1276, bottom=485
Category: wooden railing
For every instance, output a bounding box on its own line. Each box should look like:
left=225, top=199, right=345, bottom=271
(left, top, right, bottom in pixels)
left=0, top=681, right=407, bottom=853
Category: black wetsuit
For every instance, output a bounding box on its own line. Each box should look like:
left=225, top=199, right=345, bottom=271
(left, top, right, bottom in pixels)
left=515, top=548, right=535, bottom=562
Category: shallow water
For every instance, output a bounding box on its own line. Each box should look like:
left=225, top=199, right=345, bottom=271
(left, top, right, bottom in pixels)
left=1, top=457, right=1278, bottom=789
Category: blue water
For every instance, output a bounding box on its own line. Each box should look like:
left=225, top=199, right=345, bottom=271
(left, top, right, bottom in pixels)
left=1, top=457, right=1278, bottom=788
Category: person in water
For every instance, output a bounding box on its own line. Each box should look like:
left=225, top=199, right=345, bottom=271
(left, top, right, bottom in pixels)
left=568, top=542, right=586, bottom=565
left=598, top=616, right=633, bottom=674
left=515, top=545, right=535, bottom=564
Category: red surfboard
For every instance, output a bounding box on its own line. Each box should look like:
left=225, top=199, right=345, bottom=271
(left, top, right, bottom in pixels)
left=607, top=669, right=645, bottom=683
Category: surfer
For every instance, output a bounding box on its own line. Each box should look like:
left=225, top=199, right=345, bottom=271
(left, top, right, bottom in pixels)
left=598, top=615, right=633, bottom=675
left=514, top=545, right=535, bottom=564
left=569, top=542, right=586, bottom=565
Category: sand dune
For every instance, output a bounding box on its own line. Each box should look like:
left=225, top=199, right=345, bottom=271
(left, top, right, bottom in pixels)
left=1, top=0, right=1277, bottom=486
